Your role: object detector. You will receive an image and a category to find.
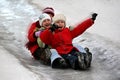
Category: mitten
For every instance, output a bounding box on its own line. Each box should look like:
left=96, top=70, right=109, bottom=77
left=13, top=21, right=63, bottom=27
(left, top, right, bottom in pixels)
left=50, top=24, right=59, bottom=32
left=91, top=13, right=98, bottom=21
left=35, top=31, right=42, bottom=37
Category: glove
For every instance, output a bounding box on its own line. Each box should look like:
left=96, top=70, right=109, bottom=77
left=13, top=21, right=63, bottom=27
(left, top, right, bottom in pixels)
left=50, top=24, right=59, bottom=32
left=35, top=31, right=42, bottom=37
left=91, top=13, right=98, bottom=21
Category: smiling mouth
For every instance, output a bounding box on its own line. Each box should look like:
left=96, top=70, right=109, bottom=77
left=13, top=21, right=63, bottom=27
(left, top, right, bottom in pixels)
left=58, top=26, right=62, bottom=28
left=45, top=24, right=50, bottom=27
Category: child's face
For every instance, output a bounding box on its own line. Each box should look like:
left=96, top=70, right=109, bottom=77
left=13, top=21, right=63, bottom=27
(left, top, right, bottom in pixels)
left=54, top=20, right=65, bottom=30
left=42, top=19, right=51, bottom=29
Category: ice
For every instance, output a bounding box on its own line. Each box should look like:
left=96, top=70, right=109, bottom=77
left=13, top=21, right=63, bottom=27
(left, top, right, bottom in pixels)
left=0, top=0, right=120, bottom=80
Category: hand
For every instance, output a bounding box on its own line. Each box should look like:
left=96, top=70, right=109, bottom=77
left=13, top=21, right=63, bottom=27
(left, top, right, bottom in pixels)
left=91, top=13, right=98, bottom=21
left=50, top=24, right=59, bottom=32
left=35, top=31, right=42, bottom=37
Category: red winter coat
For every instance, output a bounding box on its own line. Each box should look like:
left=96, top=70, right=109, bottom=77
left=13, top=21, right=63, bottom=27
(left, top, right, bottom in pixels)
left=40, top=18, right=94, bottom=55
left=26, top=21, right=40, bottom=55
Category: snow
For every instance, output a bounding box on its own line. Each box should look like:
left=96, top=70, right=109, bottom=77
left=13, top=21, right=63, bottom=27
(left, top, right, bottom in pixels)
left=31, top=0, right=120, bottom=43
left=0, top=0, right=120, bottom=80
left=0, top=46, right=39, bottom=80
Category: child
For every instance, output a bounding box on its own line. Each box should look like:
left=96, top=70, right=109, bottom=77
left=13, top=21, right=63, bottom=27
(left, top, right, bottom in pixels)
left=40, top=13, right=97, bottom=70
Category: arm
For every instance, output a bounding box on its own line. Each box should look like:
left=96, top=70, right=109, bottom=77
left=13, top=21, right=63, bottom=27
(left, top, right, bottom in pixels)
left=40, top=29, right=53, bottom=45
left=27, top=23, right=37, bottom=42
left=71, top=18, right=94, bottom=38
left=71, top=13, right=98, bottom=38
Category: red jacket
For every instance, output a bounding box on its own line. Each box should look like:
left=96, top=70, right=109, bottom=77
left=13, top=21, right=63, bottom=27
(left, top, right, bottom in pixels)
left=26, top=21, right=40, bottom=54
left=40, top=18, right=94, bottom=55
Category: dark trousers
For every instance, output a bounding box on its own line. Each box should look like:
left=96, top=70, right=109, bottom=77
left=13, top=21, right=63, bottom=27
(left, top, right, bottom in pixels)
left=61, top=49, right=79, bottom=68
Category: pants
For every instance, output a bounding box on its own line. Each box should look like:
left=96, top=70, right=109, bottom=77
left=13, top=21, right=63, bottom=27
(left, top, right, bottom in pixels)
left=61, top=49, right=79, bottom=68
left=33, top=48, right=63, bottom=66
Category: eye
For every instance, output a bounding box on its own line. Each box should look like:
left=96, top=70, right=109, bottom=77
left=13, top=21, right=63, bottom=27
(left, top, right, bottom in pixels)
left=61, top=21, right=64, bottom=23
left=47, top=19, right=51, bottom=21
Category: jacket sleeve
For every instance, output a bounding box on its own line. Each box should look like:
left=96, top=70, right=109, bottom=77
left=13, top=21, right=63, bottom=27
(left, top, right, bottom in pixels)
left=27, top=23, right=36, bottom=42
left=40, top=29, right=53, bottom=45
left=71, top=18, right=94, bottom=38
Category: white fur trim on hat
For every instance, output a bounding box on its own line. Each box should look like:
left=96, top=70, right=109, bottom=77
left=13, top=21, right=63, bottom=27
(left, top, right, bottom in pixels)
left=52, top=14, right=66, bottom=23
left=39, top=13, right=51, bottom=26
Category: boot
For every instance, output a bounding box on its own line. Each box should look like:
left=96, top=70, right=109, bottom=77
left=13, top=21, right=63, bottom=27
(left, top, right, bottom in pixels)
left=58, top=58, right=68, bottom=69
left=52, top=58, right=68, bottom=69
left=84, top=47, right=92, bottom=68
left=76, top=52, right=86, bottom=70
left=71, top=60, right=79, bottom=70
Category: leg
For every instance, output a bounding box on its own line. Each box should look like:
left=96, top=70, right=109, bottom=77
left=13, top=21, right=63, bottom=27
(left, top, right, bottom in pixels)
left=84, top=47, right=92, bottom=68
left=33, top=48, right=51, bottom=65
left=50, top=49, right=68, bottom=69
left=73, top=51, right=87, bottom=70
left=61, top=54, right=78, bottom=70
left=73, top=44, right=86, bottom=53
left=33, top=48, right=44, bottom=60
left=77, top=47, right=92, bottom=68
left=73, top=44, right=92, bottom=68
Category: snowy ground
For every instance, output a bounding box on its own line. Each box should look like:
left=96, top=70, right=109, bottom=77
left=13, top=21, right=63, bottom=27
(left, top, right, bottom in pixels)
left=0, top=0, right=120, bottom=80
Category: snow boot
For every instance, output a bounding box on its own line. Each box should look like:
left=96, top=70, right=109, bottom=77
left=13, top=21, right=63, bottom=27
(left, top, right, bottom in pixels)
left=71, top=59, right=79, bottom=70
left=76, top=52, right=86, bottom=70
left=84, top=47, right=92, bottom=68
left=52, top=58, right=68, bottom=69
left=67, top=54, right=79, bottom=70
left=58, top=58, right=68, bottom=69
